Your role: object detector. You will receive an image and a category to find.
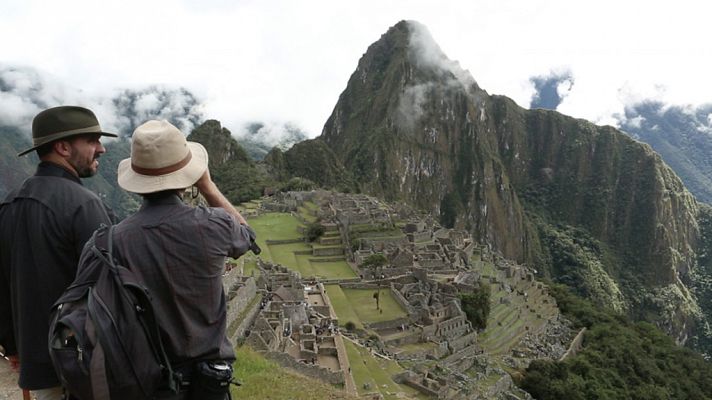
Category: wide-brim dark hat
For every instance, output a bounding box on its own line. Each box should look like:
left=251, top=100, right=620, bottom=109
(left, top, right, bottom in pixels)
left=18, top=106, right=118, bottom=156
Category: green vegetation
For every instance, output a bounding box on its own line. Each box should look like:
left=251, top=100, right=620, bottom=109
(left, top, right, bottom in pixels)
left=360, top=253, right=387, bottom=269
left=519, top=285, right=712, bottom=400
left=340, top=288, right=407, bottom=324
left=326, top=285, right=364, bottom=330
left=535, top=219, right=626, bottom=313
left=691, top=204, right=712, bottom=356
left=306, top=222, right=325, bottom=242
left=282, top=176, right=317, bottom=192
left=343, top=339, right=425, bottom=399
left=232, top=346, right=357, bottom=399
left=248, top=212, right=303, bottom=241
left=248, top=212, right=355, bottom=280
left=189, top=120, right=274, bottom=204
left=458, top=284, right=491, bottom=331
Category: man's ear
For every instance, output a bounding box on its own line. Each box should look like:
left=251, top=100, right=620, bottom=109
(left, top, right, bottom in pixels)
left=53, top=140, right=72, bottom=157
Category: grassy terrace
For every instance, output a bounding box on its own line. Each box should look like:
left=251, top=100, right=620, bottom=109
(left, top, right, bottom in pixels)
left=232, top=346, right=357, bottom=399
left=247, top=212, right=356, bottom=280
left=344, top=340, right=425, bottom=400
left=326, top=284, right=408, bottom=328
left=476, top=260, right=557, bottom=356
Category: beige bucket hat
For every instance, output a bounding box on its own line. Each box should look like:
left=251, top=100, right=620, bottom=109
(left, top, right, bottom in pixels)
left=118, top=120, right=208, bottom=194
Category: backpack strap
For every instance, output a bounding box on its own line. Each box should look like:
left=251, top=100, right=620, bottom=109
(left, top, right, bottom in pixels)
left=88, top=319, right=111, bottom=400
left=98, top=225, right=181, bottom=394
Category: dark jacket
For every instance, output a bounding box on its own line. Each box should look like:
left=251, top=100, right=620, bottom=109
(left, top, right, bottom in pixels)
left=0, top=162, right=113, bottom=389
left=102, top=192, right=252, bottom=365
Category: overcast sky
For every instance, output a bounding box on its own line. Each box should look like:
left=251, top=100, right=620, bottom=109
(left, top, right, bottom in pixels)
left=2, top=0, right=710, bottom=138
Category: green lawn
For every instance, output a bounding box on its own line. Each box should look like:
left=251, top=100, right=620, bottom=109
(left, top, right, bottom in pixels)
left=298, top=205, right=318, bottom=223
left=248, top=212, right=304, bottom=242
left=342, top=288, right=408, bottom=324
left=310, top=260, right=357, bottom=279
left=343, top=340, right=425, bottom=400
left=232, top=346, right=357, bottom=399
left=325, top=284, right=364, bottom=329
left=268, top=242, right=312, bottom=268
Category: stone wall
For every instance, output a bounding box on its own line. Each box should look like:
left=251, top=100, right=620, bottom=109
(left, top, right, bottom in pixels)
left=559, top=327, right=586, bottom=361
left=367, top=317, right=411, bottom=331
left=408, top=230, right=432, bottom=243
left=437, top=315, right=469, bottom=339
left=226, top=277, right=258, bottom=330
left=313, top=246, right=344, bottom=256
left=264, top=351, right=345, bottom=386
left=230, top=296, right=262, bottom=343
left=390, top=285, right=416, bottom=315
left=442, top=344, right=478, bottom=371
left=266, top=238, right=304, bottom=245
left=448, top=331, right=476, bottom=353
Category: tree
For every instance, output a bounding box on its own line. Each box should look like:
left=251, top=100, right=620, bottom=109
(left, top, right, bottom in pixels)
left=459, top=284, right=491, bottom=331
left=305, top=223, right=325, bottom=242
left=361, top=253, right=387, bottom=269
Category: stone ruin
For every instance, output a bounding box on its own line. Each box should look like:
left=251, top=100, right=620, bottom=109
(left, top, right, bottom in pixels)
left=236, top=191, right=571, bottom=399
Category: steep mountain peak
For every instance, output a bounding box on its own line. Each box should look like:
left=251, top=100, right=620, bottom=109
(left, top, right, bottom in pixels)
left=404, top=20, right=478, bottom=91
left=314, top=20, right=709, bottom=346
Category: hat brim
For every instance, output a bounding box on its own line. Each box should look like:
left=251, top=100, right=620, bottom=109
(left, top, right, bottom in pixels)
left=17, top=131, right=119, bottom=157
left=117, top=141, right=208, bottom=194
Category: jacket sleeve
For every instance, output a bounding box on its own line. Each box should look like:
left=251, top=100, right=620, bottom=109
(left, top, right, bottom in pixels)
left=72, top=197, right=113, bottom=257
left=0, top=261, right=17, bottom=356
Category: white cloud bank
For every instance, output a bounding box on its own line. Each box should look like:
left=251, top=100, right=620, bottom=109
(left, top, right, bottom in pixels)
left=1, top=0, right=710, bottom=136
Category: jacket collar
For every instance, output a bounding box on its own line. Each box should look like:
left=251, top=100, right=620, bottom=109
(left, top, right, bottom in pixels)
left=140, top=191, right=184, bottom=209
left=35, top=161, right=82, bottom=185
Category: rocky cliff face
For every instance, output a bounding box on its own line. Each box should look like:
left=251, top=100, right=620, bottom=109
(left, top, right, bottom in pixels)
left=320, top=21, right=534, bottom=264
left=315, top=20, right=706, bottom=345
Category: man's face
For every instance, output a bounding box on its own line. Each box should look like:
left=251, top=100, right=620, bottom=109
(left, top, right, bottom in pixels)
left=66, top=134, right=106, bottom=178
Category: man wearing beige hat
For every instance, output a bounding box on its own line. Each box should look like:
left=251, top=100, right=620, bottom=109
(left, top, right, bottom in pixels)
left=0, top=106, right=117, bottom=399
left=76, top=119, right=254, bottom=399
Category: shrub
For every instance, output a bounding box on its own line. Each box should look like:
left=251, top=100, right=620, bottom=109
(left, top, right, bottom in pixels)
left=305, top=223, right=325, bottom=242
left=458, top=284, right=491, bottom=331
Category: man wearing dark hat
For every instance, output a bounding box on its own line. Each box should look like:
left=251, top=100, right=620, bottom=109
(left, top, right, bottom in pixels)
left=74, top=119, right=254, bottom=399
left=0, top=106, right=117, bottom=400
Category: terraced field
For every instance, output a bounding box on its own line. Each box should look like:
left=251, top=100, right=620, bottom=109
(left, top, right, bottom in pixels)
left=247, top=210, right=357, bottom=280
left=343, top=339, right=425, bottom=400
left=476, top=260, right=558, bottom=356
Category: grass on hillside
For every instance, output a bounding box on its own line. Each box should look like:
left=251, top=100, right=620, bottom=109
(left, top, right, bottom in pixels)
left=298, top=205, right=319, bottom=223
left=343, top=340, right=425, bottom=400
left=232, top=346, right=357, bottom=400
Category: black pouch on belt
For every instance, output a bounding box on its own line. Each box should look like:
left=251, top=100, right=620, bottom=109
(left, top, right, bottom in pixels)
left=189, top=360, right=234, bottom=400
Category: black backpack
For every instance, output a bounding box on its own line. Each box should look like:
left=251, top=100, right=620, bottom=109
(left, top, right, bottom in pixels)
left=48, top=225, right=179, bottom=399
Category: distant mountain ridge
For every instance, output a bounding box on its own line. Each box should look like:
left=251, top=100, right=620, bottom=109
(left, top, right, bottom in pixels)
left=619, top=101, right=712, bottom=204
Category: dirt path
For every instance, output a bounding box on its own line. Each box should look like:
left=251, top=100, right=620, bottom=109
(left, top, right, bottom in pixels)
left=0, top=357, right=22, bottom=400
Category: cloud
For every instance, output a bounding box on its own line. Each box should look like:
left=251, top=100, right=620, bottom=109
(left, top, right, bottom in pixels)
left=0, top=64, right=204, bottom=136
left=529, top=70, right=574, bottom=110
left=396, top=83, right=434, bottom=130
left=236, top=120, right=308, bottom=148
left=111, top=87, right=205, bottom=135
left=407, top=21, right=477, bottom=91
